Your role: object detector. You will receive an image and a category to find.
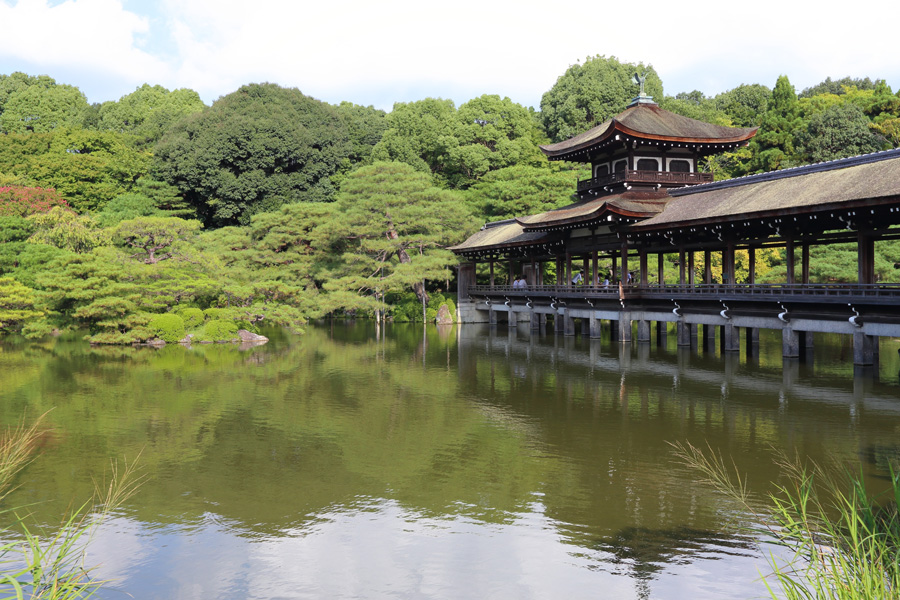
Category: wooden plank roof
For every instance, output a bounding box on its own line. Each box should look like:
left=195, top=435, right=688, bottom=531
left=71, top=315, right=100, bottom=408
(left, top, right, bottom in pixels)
left=540, top=103, right=757, bottom=160
left=635, top=148, right=900, bottom=231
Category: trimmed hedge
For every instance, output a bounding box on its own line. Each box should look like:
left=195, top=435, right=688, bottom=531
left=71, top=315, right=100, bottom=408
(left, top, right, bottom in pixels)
left=148, top=313, right=186, bottom=342
left=177, top=307, right=205, bottom=330
left=196, top=319, right=238, bottom=342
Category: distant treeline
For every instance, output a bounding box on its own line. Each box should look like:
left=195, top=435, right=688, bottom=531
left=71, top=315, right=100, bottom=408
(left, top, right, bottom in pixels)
left=0, top=56, right=898, bottom=342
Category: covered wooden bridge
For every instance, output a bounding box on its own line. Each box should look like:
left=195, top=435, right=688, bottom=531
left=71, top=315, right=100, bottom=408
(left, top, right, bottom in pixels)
left=450, top=93, right=900, bottom=367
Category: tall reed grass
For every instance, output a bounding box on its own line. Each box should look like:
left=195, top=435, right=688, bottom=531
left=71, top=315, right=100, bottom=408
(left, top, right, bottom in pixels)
left=671, top=441, right=900, bottom=600
left=0, top=414, right=142, bottom=599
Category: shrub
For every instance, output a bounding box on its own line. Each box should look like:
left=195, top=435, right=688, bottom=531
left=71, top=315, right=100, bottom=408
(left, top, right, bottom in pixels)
left=0, top=186, right=69, bottom=217
left=196, top=319, right=238, bottom=342
left=203, top=308, right=225, bottom=321
left=147, top=313, right=186, bottom=342
left=177, top=307, right=205, bottom=330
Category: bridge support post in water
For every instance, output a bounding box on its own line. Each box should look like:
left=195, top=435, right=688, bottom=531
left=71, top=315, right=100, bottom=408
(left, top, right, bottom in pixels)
left=589, top=315, right=602, bottom=338
left=637, top=320, right=651, bottom=343
left=853, top=332, right=877, bottom=366
left=722, top=323, right=740, bottom=353
left=564, top=311, right=575, bottom=336
left=702, top=324, right=716, bottom=353
left=745, top=327, right=759, bottom=350
left=782, top=327, right=800, bottom=358
left=676, top=321, right=691, bottom=347
left=554, top=313, right=563, bottom=334
left=619, top=318, right=632, bottom=342
left=656, top=321, right=667, bottom=347
left=507, top=310, right=517, bottom=328
left=489, top=307, right=497, bottom=327
left=530, top=309, right=539, bottom=330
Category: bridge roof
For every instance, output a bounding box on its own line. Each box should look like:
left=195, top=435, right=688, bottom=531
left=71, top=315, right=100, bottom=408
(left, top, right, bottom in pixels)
left=540, top=103, right=757, bottom=161
left=447, top=219, right=552, bottom=255
left=635, top=148, right=900, bottom=230
left=517, top=190, right=669, bottom=231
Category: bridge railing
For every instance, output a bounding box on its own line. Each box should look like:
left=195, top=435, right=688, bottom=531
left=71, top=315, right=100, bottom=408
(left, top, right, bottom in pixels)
left=468, top=283, right=900, bottom=300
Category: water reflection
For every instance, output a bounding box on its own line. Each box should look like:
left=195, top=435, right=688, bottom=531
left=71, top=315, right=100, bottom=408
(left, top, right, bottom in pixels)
left=0, top=323, right=897, bottom=599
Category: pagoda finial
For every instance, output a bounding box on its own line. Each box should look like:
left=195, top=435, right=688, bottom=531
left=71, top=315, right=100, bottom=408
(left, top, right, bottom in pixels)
left=628, top=72, right=656, bottom=107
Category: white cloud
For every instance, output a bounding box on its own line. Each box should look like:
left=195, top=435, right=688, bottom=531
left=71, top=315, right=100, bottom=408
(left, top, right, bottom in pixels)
left=1, top=0, right=899, bottom=109
left=0, top=0, right=169, bottom=95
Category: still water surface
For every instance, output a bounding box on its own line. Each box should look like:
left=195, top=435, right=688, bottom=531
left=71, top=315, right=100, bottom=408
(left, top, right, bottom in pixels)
left=1, top=323, right=899, bottom=599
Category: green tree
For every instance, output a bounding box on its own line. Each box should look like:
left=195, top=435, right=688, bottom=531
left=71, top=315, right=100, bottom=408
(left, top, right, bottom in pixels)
left=28, top=246, right=151, bottom=343
left=98, top=84, right=207, bottom=148
left=799, top=76, right=877, bottom=98
left=714, top=84, right=771, bottom=127
left=799, top=103, right=886, bottom=162
left=747, top=75, right=804, bottom=173
left=153, top=83, right=352, bottom=226
left=0, top=276, right=42, bottom=333
left=113, top=216, right=202, bottom=264
left=540, top=55, right=664, bottom=142
left=27, top=206, right=106, bottom=253
left=465, top=164, right=577, bottom=221
left=0, top=83, right=89, bottom=134
left=659, top=91, right=732, bottom=126
left=322, top=162, right=476, bottom=308
left=0, top=129, right=151, bottom=212
left=371, top=95, right=546, bottom=189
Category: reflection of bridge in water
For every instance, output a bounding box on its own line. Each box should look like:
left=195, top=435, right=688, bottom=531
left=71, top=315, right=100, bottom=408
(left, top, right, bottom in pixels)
left=464, top=281, right=900, bottom=370
left=457, top=324, right=900, bottom=416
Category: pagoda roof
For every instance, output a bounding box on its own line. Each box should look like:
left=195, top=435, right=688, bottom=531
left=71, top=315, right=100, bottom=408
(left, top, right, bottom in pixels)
left=516, top=190, right=670, bottom=231
left=634, top=148, right=900, bottom=231
left=540, top=103, right=757, bottom=161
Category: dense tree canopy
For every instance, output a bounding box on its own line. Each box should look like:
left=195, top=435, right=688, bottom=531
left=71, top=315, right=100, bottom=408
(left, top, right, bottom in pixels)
left=372, top=94, right=546, bottom=189
left=97, top=84, right=207, bottom=148
left=540, top=55, right=664, bottom=142
left=154, top=83, right=353, bottom=226
left=0, top=65, right=899, bottom=341
left=0, top=79, right=89, bottom=134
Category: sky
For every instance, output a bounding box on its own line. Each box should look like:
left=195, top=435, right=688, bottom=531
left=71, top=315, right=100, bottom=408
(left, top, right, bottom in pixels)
left=1, top=0, right=899, bottom=111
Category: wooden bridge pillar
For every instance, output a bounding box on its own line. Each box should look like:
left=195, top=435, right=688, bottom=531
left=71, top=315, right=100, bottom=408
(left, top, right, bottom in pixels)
left=853, top=332, right=877, bottom=366
left=563, top=311, right=575, bottom=336
left=677, top=321, right=691, bottom=347
left=489, top=306, right=497, bottom=326
left=554, top=313, right=563, bottom=334
left=458, top=262, right=476, bottom=300
left=782, top=327, right=800, bottom=358
left=703, top=250, right=712, bottom=284
left=508, top=310, right=517, bottom=328
left=858, top=231, right=875, bottom=285
left=637, top=320, right=651, bottom=342
left=530, top=309, right=539, bottom=330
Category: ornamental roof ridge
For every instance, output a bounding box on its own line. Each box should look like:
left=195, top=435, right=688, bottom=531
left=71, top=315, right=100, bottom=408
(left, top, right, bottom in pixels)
left=669, top=147, right=900, bottom=198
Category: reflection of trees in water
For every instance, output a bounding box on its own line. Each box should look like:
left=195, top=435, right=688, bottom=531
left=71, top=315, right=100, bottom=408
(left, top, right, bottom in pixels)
left=587, top=526, right=757, bottom=599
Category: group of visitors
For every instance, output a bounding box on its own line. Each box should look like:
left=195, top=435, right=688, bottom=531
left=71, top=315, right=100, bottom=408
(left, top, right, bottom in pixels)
left=512, top=276, right=528, bottom=289
left=567, top=269, right=634, bottom=288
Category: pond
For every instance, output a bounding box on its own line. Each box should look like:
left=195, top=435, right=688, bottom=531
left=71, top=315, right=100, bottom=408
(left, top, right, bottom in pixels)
left=1, top=322, right=899, bottom=599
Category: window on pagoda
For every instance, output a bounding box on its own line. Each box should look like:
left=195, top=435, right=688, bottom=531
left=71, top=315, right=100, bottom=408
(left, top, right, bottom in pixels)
left=636, top=158, right=660, bottom=171
left=594, top=164, right=609, bottom=178
left=669, top=159, right=691, bottom=173
left=613, top=160, right=627, bottom=173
